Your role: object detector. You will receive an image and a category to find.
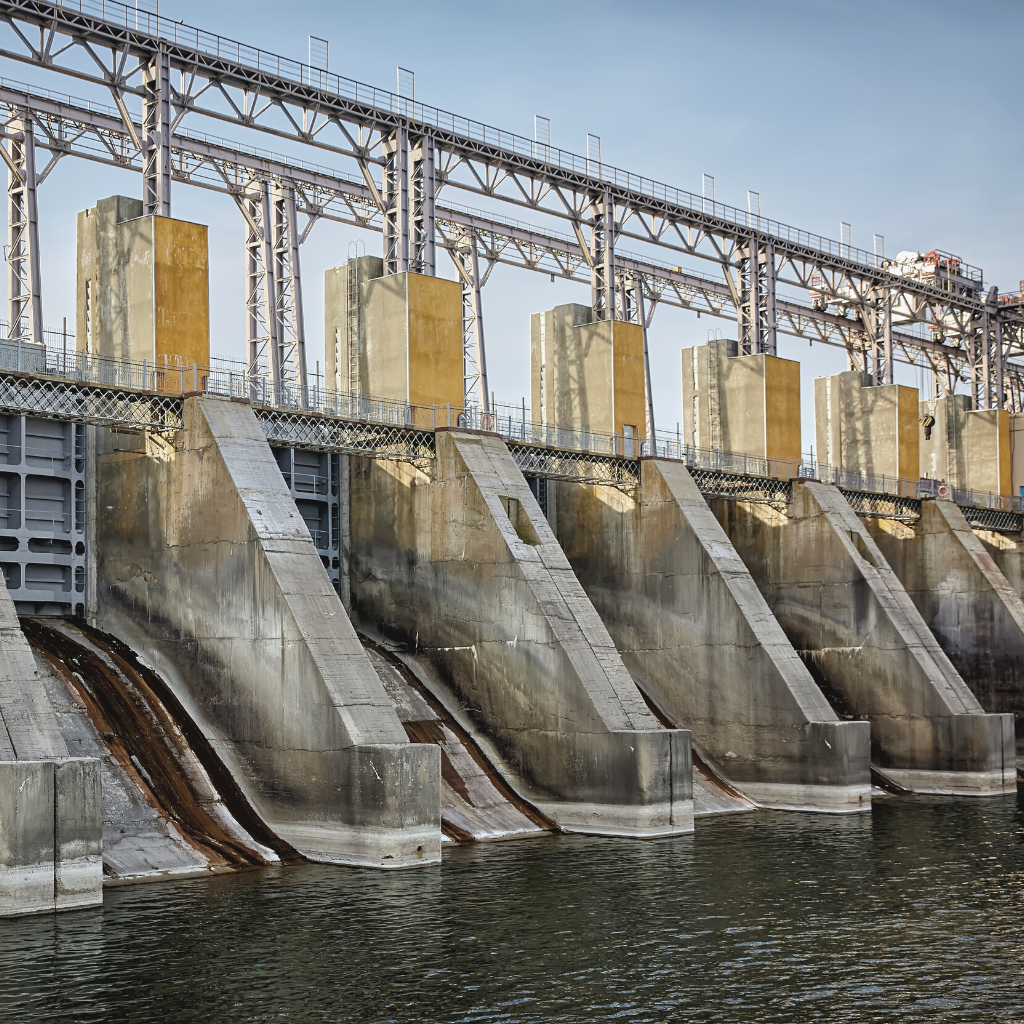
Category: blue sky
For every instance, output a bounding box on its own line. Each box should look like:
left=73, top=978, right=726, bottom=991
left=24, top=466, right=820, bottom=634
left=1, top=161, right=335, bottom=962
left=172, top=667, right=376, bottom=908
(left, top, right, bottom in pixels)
left=12, top=0, right=1024, bottom=451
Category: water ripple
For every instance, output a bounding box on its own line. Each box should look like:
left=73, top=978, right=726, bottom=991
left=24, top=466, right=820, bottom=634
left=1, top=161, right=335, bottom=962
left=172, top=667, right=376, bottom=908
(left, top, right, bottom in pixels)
left=2, top=796, right=1024, bottom=1022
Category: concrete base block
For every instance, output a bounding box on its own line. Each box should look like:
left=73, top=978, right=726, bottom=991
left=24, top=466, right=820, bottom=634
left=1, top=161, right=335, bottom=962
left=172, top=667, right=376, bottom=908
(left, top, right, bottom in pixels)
left=351, top=431, right=693, bottom=835
left=527, top=729, right=693, bottom=836
left=273, top=744, right=442, bottom=868
left=54, top=757, right=103, bottom=910
left=878, top=768, right=1016, bottom=796
left=0, top=760, right=54, bottom=917
left=95, top=397, right=442, bottom=869
left=0, top=757, right=104, bottom=917
left=553, top=461, right=872, bottom=809
left=714, top=481, right=1014, bottom=793
left=737, top=782, right=872, bottom=813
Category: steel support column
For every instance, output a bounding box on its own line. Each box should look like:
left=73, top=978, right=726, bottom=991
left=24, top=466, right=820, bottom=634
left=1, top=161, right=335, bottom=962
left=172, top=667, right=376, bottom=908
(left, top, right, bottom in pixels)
left=240, top=183, right=280, bottom=388
left=738, top=238, right=776, bottom=355
left=142, top=48, right=171, bottom=217
left=4, top=108, right=42, bottom=344
left=450, top=228, right=489, bottom=412
left=271, top=182, right=309, bottom=392
left=758, top=240, right=777, bottom=356
left=624, top=273, right=656, bottom=443
left=382, top=127, right=409, bottom=276
left=590, top=190, right=615, bottom=320
left=869, top=289, right=893, bottom=385
left=409, top=133, right=435, bottom=276
left=981, top=287, right=1004, bottom=410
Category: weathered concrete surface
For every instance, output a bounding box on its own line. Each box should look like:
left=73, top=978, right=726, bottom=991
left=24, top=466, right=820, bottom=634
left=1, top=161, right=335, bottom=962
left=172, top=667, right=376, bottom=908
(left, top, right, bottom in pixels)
left=681, top=339, right=801, bottom=465
left=814, top=372, right=919, bottom=480
left=0, top=576, right=103, bottom=916
left=530, top=304, right=646, bottom=444
left=76, top=195, right=209, bottom=368
left=713, top=481, right=1016, bottom=795
left=32, top=646, right=219, bottom=883
left=94, top=396, right=441, bottom=867
left=919, top=394, right=1010, bottom=496
left=553, top=459, right=871, bottom=812
left=866, top=500, right=1024, bottom=740
left=976, top=529, right=1024, bottom=602
left=349, top=430, right=693, bottom=835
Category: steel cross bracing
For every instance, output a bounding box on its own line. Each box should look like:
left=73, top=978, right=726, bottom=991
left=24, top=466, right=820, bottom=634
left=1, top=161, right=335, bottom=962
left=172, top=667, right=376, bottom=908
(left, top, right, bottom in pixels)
left=255, top=406, right=435, bottom=464
left=0, top=371, right=183, bottom=429
left=1, top=103, right=42, bottom=344
left=0, top=79, right=1018, bottom=406
left=447, top=226, right=490, bottom=411
left=0, top=0, right=1013, bottom=401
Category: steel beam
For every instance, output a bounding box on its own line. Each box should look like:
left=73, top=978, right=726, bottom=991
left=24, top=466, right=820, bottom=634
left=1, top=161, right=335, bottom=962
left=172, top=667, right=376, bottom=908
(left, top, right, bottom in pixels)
left=382, top=127, right=409, bottom=276
left=141, top=47, right=170, bottom=216
left=3, top=106, right=41, bottom=344
left=589, top=191, right=615, bottom=320
left=270, top=182, right=308, bottom=391
left=409, top=132, right=435, bottom=276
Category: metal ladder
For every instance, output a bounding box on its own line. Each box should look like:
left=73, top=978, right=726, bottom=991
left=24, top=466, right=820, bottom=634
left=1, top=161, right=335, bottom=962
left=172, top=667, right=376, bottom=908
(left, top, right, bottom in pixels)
left=346, top=261, right=360, bottom=394
left=707, top=341, right=723, bottom=451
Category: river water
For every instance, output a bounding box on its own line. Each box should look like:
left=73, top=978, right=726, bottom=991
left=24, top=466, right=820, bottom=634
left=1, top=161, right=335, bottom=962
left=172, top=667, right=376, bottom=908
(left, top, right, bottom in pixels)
left=3, top=795, right=1023, bottom=1023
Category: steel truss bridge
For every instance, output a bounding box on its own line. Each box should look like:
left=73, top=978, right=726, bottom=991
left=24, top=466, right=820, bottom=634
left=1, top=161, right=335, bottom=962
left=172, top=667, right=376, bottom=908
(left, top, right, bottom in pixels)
left=0, top=359, right=1018, bottom=533
left=0, top=0, right=1022, bottom=432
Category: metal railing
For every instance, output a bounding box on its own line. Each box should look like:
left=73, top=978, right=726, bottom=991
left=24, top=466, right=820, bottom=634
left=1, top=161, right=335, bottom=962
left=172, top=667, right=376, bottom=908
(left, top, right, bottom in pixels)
left=1, top=321, right=1020, bottom=515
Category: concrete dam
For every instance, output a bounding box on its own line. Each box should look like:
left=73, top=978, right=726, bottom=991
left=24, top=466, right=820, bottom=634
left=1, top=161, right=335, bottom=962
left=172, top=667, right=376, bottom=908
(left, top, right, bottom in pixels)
left=1, top=196, right=1021, bottom=917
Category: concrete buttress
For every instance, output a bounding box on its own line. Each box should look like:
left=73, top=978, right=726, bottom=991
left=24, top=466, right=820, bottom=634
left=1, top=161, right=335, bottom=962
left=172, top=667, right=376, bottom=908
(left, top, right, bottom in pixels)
left=349, top=430, right=694, bottom=835
left=713, top=481, right=1015, bottom=795
left=554, top=459, right=871, bottom=812
left=0, top=577, right=103, bottom=916
left=866, top=499, right=1024, bottom=743
left=93, top=396, right=441, bottom=867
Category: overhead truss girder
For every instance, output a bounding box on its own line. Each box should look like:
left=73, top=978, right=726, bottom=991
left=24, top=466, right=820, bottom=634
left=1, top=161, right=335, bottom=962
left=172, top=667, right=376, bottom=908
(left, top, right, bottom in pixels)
left=0, top=0, right=988, bottom=342
left=0, top=74, right=1013, bottom=401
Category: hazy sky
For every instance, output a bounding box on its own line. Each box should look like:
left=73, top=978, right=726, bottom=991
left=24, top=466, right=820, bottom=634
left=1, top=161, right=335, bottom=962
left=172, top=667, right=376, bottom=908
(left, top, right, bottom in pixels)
left=11, top=0, right=1024, bottom=450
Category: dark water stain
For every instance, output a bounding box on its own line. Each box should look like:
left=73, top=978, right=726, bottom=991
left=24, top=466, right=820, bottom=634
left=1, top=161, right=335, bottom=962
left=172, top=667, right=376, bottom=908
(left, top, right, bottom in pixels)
left=2, top=796, right=1024, bottom=1023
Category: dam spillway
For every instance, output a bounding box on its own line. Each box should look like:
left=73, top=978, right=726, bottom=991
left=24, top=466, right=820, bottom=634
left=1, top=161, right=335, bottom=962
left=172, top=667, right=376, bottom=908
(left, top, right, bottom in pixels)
left=0, top=2, right=1021, bottom=931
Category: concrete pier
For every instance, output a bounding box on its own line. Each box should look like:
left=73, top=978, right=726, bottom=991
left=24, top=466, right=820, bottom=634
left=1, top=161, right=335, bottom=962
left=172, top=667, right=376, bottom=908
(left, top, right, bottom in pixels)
left=325, top=255, right=463, bottom=417
left=814, top=371, right=919, bottom=480
left=866, top=499, right=1024, bottom=738
left=919, top=394, right=1010, bottom=495
left=713, top=482, right=1016, bottom=795
left=681, top=339, right=801, bottom=466
left=0, top=577, right=102, bottom=916
left=93, top=396, right=442, bottom=867
left=553, top=459, right=871, bottom=812
left=531, top=303, right=646, bottom=448
left=349, top=430, right=693, bottom=835
left=77, top=196, right=209, bottom=367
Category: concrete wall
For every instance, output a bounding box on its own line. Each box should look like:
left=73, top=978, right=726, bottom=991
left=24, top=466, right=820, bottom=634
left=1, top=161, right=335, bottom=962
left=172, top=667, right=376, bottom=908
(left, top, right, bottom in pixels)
left=76, top=196, right=209, bottom=368
left=681, top=340, right=800, bottom=465
left=1011, top=413, right=1024, bottom=498
left=349, top=430, right=693, bottom=835
left=713, top=481, right=1015, bottom=795
left=553, top=460, right=871, bottom=812
left=93, top=396, right=441, bottom=867
left=361, top=271, right=463, bottom=413
left=530, top=304, right=646, bottom=442
left=0, top=577, right=102, bottom=916
left=814, top=372, right=919, bottom=479
left=324, top=256, right=384, bottom=394
left=866, top=499, right=1024, bottom=738
left=919, top=395, right=1011, bottom=495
